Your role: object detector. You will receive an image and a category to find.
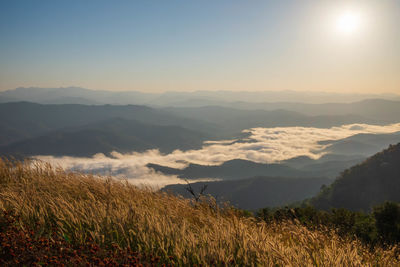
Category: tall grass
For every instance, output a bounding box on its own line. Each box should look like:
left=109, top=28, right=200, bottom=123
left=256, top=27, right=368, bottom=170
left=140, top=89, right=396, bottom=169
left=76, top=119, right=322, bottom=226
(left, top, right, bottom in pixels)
left=0, top=158, right=399, bottom=266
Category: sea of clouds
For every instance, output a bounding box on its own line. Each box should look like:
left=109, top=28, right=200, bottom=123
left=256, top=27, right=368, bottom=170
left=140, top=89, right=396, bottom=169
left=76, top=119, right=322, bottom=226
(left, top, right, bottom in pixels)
left=36, top=123, right=400, bottom=188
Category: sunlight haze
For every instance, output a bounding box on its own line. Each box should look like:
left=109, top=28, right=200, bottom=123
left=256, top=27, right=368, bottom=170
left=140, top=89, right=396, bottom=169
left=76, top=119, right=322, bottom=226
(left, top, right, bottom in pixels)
left=0, top=0, right=399, bottom=93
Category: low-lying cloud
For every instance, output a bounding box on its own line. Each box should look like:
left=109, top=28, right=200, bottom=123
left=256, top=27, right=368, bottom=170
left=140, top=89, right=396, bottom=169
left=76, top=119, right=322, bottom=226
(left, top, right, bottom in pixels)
left=36, top=123, right=400, bottom=188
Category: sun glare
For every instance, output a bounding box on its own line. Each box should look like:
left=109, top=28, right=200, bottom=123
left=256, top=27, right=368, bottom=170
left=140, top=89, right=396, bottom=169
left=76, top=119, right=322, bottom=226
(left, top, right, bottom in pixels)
left=336, top=11, right=362, bottom=35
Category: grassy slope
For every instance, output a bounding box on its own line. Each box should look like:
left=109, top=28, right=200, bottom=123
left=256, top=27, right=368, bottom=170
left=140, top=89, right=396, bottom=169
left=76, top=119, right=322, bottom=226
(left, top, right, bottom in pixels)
left=0, top=159, right=398, bottom=266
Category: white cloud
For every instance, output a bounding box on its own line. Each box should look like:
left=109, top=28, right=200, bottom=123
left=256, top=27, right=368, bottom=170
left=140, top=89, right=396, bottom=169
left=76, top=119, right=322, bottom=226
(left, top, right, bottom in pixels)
left=35, top=123, right=400, bottom=187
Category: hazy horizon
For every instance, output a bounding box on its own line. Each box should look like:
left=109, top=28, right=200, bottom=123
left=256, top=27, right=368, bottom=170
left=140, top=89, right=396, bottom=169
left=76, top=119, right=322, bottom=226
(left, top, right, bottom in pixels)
left=2, top=86, right=400, bottom=96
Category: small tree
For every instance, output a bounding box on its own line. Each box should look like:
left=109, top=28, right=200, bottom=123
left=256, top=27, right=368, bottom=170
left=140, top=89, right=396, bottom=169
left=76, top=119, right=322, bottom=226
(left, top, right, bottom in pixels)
left=184, top=179, right=208, bottom=202
left=373, top=202, right=400, bottom=245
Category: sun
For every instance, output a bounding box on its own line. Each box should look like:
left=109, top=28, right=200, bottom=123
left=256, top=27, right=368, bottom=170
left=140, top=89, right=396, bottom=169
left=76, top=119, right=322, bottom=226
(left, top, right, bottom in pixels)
left=335, top=11, right=362, bottom=35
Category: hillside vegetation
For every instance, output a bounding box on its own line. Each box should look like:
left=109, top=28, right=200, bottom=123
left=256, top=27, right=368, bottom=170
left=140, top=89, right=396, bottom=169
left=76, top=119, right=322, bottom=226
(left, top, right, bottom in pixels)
left=312, top=143, right=400, bottom=212
left=0, top=159, right=399, bottom=265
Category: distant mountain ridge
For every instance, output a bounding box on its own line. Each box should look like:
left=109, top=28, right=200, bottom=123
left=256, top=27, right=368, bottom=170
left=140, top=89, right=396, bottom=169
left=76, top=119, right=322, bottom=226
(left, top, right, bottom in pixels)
left=1, top=101, right=399, bottom=162
left=2, top=101, right=397, bottom=152
left=1, top=87, right=399, bottom=106
left=0, top=87, right=155, bottom=105
left=0, top=102, right=216, bottom=147
left=0, top=118, right=208, bottom=157
left=162, top=106, right=383, bottom=132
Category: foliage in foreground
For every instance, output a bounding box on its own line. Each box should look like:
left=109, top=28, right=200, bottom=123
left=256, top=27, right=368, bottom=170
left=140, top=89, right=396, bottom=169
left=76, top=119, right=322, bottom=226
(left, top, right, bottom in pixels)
left=0, top=159, right=399, bottom=266
left=257, top=202, right=400, bottom=247
left=0, top=210, right=165, bottom=266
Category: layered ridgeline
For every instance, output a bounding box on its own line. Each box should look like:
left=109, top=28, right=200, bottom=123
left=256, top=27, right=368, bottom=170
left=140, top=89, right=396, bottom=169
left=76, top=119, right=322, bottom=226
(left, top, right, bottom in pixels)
left=1, top=101, right=400, bottom=158
left=311, top=143, right=400, bottom=212
left=0, top=102, right=215, bottom=156
left=0, top=118, right=207, bottom=156
left=0, top=159, right=398, bottom=266
left=1, top=86, right=400, bottom=108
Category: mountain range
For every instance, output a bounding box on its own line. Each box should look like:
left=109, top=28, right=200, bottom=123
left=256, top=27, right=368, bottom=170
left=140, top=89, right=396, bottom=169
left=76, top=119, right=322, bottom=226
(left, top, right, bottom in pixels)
left=0, top=102, right=215, bottom=148
left=162, top=106, right=383, bottom=133
left=2, top=99, right=400, bottom=154
left=0, top=88, right=399, bottom=214
left=1, top=87, right=399, bottom=106
left=1, top=99, right=399, bottom=163
left=0, top=118, right=207, bottom=157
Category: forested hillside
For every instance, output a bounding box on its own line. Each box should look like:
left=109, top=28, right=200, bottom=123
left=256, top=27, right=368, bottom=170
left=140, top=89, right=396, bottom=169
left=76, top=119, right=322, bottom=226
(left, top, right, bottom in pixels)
left=311, top=143, right=400, bottom=211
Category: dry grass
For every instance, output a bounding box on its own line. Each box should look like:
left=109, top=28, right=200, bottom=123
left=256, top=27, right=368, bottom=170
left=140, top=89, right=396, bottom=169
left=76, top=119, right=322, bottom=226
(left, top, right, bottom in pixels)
left=0, top=158, right=399, bottom=266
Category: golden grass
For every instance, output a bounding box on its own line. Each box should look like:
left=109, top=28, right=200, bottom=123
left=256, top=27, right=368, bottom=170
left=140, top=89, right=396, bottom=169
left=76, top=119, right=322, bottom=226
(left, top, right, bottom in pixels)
left=0, top=158, right=399, bottom=266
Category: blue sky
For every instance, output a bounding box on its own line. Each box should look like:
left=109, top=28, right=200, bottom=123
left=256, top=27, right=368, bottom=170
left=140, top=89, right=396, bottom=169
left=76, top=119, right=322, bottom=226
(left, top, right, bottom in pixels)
left=1, top=0, right=399, bottom=93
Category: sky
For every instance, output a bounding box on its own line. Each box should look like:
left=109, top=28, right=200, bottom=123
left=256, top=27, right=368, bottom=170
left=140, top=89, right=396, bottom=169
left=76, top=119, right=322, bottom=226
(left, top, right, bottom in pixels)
left=0, top=0, right=399, bottom=94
